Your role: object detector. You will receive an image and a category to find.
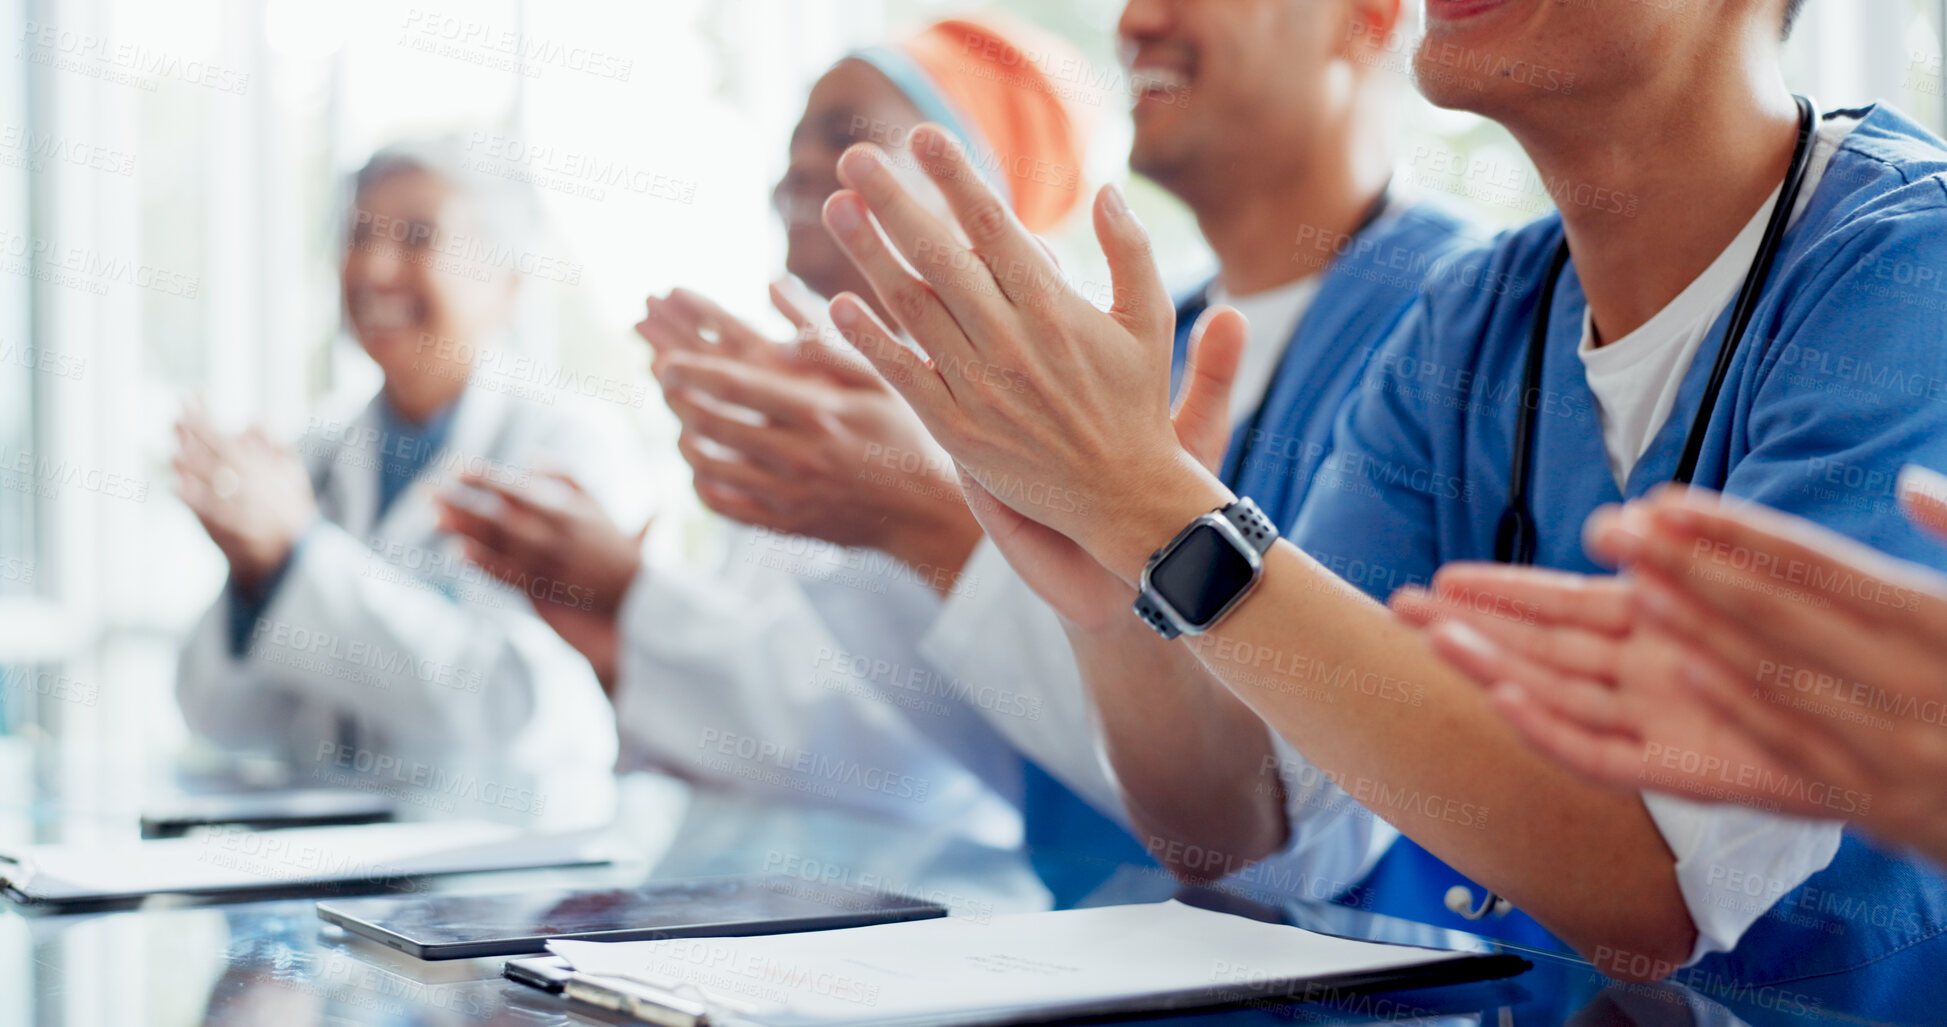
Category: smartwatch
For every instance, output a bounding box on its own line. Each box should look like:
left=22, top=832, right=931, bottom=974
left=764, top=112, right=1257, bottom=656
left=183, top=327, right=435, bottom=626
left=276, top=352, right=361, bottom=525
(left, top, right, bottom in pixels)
left=1133, top=497, right=1279, bottom=639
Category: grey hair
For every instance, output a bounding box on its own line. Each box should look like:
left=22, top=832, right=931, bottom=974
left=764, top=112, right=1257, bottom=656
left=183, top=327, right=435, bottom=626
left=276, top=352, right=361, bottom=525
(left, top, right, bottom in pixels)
left=347, top=135, right=544, bottom=262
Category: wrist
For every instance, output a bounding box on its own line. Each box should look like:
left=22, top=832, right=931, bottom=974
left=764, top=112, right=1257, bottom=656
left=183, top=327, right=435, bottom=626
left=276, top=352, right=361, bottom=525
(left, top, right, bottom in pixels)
left=1077, top=451, right=1235, bottom=586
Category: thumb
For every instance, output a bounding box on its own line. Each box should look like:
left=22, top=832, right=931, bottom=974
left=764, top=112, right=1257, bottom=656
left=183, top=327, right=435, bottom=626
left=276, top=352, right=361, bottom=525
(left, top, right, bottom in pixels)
left=1093, top=184, right=1171, bottom=343
left=1173, top=305, right=1247, bottom=473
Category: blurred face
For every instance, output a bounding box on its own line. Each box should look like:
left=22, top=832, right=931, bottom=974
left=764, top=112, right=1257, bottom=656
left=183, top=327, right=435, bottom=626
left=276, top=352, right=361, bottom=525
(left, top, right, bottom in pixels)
left=341, top=169, right=515, bottom=387
left=1118, top=0, right=1347, bottom=190
left=772, top=60, right=927, bottom=302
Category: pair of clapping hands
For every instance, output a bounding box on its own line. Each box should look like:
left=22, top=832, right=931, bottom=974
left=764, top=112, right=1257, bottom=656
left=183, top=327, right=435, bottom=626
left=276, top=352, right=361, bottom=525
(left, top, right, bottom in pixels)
left=678, top=125, right=1947, bottom=863
left=435, top=123, right=1947, bottom=863
left=1395, top=475, right=1947, bottom=864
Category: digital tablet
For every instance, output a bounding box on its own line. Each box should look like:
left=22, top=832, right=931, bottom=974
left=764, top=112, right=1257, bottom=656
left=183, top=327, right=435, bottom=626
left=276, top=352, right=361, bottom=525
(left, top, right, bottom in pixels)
left=316, top=875, right=949, bottom=960
left=140, top=789, right=395, bottom=838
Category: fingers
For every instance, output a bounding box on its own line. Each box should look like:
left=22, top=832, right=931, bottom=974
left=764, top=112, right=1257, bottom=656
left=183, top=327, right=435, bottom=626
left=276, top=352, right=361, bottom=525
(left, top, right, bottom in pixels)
left=1173, top=306, right=1246, bottom=473
left=1899, top=464, right=1947, bottom=543
left=828, top=292, right=951, bottom=414
left=1486, top=680, right=1651, bottom=794
left=659, top=352, right=821, bottom=428
left=666, top=288, right=771, bottom=359
left=1093, top=184, right=1172, bottom=343
left=1626, top=493, right=1947, bottom=647
left=1408, top=589, right=1625, bottom=682
left=455, top=471, right=557, bottom=517
left=437, top=499, right=512, bottom=559
left=1408, top=563, right=1633, bottom=634
left=822, top=188, right=974, bottom=365
left=904, top=125, right=1062, bottom=308
left=675, top=431, right=788, bottom=498
left=1660, top=632, right=1852, bottom=778
left=769, top=278, right=820, bottom=339
left=695, top=478, right=783, bottom=531
left=662, top=389, right=800, bottom=475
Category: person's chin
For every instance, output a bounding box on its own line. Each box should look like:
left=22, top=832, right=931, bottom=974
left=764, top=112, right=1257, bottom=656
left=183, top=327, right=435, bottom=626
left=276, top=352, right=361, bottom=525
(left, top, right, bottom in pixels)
left=355, top=326, right=424, bottom=365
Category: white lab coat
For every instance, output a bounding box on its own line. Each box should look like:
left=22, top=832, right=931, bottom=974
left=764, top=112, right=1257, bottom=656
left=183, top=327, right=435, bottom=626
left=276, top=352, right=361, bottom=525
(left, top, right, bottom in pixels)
left=177, top=385, right=649, bottom=827
left=611, top=515, right=1024, bottom=848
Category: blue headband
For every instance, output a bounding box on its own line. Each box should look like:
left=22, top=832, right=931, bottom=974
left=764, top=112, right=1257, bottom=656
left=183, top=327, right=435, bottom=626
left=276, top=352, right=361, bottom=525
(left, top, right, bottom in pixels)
left=846, top=46, right=1012, bottom=204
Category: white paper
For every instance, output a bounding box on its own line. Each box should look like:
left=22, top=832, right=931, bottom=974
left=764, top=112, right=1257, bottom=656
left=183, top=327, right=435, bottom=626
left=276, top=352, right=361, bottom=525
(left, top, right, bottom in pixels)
left=549, top=899, right=1472, bottom=1024
left=3, top=820, right=596, bottom=898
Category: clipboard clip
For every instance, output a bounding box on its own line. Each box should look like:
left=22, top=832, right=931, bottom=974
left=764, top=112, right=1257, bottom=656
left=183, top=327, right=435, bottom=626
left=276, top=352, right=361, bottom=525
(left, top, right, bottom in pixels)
left=564, top=973, right=722, bottom=1027
left=0, top=851, right=35, bottom=891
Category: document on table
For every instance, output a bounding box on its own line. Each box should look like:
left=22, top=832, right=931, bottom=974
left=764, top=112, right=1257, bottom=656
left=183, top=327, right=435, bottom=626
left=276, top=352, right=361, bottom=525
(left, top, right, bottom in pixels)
left=0, top=820, right=609, bottom=907
left=546, top=899, right=1529, bottom=1026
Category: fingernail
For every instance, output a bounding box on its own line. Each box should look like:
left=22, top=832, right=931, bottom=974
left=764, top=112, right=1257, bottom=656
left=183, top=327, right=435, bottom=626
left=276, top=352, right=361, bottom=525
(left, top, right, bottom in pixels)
left=837, top=146, right=881, bottom=186
left=1899, top=463, right=1947, bottom=506
left=830, top=295, right=861, bottom=330
left=824, top=193, right=863, bottom=236
left=1677, top=658, right=1713, bottom=694
left=1103, top=183, right=1132, bottom=221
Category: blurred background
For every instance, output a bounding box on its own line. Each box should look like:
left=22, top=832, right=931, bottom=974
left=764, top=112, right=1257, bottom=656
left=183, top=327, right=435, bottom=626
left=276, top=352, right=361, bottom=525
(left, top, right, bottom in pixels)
left=0, top=0, right=1942, bottom=840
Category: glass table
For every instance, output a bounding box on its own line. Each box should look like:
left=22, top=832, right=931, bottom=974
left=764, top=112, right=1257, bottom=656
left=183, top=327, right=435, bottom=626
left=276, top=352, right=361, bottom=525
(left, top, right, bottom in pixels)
left=0, top=734, right=1927, bottom=1027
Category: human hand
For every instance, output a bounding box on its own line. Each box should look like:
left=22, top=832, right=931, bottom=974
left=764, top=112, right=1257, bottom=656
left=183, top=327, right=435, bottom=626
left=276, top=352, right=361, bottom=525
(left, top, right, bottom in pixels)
left=1387, top=563, right=1835, bottom=818
left=965, top=305, right=1249, bottom=629
left=174, top=402, right=319, bottom=592
left=820, top=125, right=1231, bottom=583
left=435, top=471, right=645, bottom=618
left=1587, top=481, right=1947, bottom=854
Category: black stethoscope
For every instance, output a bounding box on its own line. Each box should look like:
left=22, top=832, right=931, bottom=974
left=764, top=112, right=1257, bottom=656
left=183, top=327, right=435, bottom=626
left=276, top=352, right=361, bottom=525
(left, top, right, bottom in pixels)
left=1456, top=94, right=1819, bottom=922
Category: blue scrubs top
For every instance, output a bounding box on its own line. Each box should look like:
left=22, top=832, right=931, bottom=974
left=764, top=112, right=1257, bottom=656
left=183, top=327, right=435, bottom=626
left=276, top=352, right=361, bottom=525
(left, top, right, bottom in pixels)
left=1291, top=104, right=1947, bottom=1000
left=1028, top=196, right=1489, bottom=908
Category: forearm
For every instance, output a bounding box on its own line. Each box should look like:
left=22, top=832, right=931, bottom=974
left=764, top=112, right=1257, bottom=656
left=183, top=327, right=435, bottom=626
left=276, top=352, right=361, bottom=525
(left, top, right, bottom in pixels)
left=1065, top=616, right=1287, bottom=883
left=1080, top=464, right=1696, bottom=972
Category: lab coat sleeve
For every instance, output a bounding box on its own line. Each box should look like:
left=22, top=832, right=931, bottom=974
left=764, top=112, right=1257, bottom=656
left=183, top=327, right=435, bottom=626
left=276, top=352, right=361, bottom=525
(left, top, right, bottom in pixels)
left=609, top=521, right=1009, bottom=836
left=1655, top=209, right=1947, bottom=962
left=192, top=521, right=617, bottom=786
left=917, top=539, right=1397, bottom=896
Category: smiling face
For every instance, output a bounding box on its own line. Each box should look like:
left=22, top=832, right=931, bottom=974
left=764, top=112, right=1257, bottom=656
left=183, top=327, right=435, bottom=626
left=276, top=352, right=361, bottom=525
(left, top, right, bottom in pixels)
left=1117, top=0, right=1352, bottom=194
left=341, top=168, right=515, bottom=390
left=772, top=59, right=927, bottom=303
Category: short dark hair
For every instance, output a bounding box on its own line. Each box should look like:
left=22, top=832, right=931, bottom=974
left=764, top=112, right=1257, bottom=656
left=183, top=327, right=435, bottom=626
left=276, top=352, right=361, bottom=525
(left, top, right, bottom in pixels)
left=1782, top=0, right=1808, bottom=39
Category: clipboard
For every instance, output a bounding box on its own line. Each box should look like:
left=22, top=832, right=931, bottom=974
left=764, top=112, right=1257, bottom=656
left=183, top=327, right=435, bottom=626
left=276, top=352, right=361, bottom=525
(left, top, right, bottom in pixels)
left=515, top=900, right=1533, bottom=1026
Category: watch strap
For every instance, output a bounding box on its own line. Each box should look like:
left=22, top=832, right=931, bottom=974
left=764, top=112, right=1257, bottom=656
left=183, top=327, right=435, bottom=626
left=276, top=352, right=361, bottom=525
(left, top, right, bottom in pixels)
left=1132, top=497, right=1278, bottom=641
left=1223, top=497, right=1277, bottom=555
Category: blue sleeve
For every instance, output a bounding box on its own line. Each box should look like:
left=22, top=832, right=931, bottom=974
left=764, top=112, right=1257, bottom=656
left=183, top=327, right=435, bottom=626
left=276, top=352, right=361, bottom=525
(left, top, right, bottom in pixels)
left=225, top=528, right=313, bottom=656
left=1287, top=301, right=1447, bottom=603
left=1725, top=209, right=1947, bottom=567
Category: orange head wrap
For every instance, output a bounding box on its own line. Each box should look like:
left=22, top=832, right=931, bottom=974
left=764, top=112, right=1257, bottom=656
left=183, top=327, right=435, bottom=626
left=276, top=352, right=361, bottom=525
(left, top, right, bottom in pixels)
left=853, top=15, right=1091, bottom=233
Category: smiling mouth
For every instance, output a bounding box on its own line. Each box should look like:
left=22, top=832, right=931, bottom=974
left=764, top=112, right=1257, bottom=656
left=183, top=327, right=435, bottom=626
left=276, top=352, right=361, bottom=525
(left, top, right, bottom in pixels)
left=1128, top=63, right=1191, bottom=107
left=1425, top=0, right=1510, bottom=23
left=352, top=293, right=421, bottom=333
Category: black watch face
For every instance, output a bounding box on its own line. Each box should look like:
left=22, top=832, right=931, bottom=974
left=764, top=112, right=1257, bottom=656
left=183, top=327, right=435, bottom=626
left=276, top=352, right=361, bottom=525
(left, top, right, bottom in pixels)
left=1151, top=523, right=1256, bottom=627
